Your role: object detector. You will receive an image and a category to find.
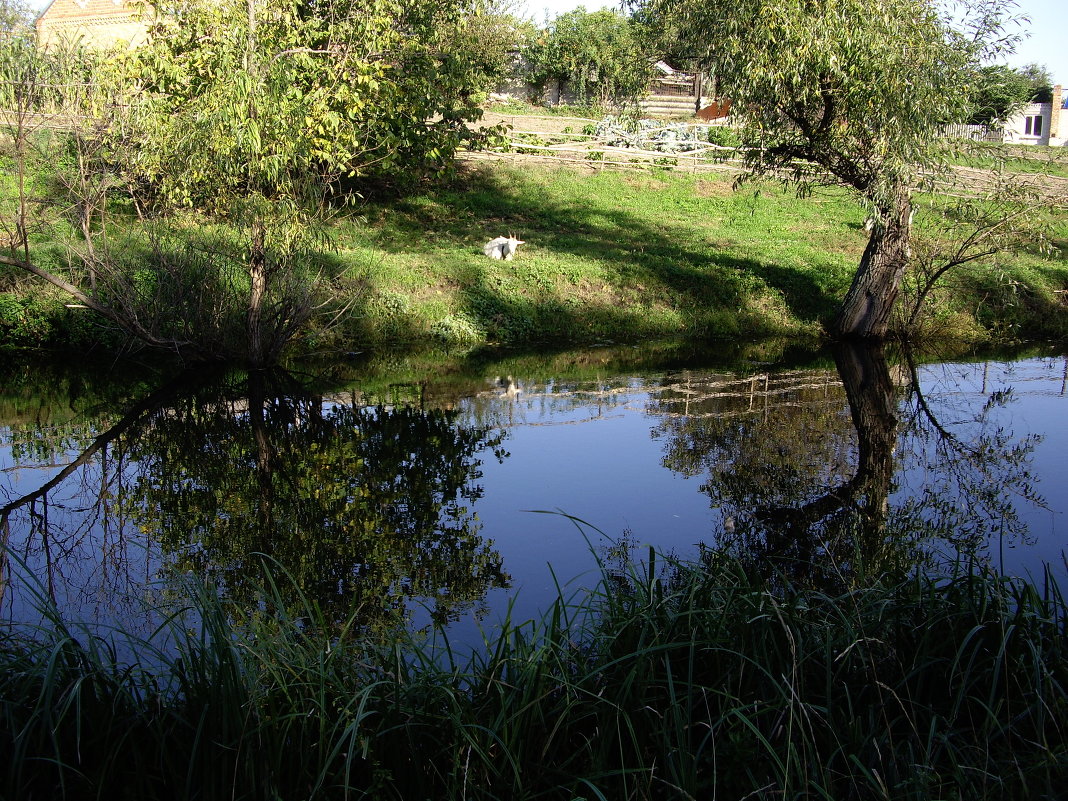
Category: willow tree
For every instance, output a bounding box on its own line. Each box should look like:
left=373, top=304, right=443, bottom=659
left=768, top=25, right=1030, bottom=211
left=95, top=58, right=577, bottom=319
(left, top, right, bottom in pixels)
left=110, top=0, right=385, bottom=365
left=638, top=0, right=1020, bottom=339
left=0, top=0, right=499, bottom=365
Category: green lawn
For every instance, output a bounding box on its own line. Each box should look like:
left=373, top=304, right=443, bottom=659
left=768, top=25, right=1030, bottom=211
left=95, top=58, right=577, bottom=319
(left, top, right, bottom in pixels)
left=327, top=160, right=1068, bottom=347
left=335, top=165, right=862, bottom=345
left=4, top=149, right=1067, bottom=353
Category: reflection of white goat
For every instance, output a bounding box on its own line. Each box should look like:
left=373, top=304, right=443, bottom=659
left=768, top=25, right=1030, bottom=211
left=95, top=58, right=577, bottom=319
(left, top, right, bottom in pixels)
left=483, top=235, right=525, bottom=260
left=493, top=375, right=520, bottom=399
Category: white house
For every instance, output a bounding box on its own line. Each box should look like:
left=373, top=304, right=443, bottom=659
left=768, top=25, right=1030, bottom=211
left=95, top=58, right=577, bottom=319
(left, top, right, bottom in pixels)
left=1003, top=84, right=1066, bottom=146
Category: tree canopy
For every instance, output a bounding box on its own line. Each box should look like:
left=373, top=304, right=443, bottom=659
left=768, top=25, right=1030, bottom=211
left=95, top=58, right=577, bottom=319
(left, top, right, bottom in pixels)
left=525, top=7, right=653, bottom=106
left=0, top=0, right=33, bottom=36
left=968, top=62, right=1055, bottom=124
left=638, top=0, right=1025, bottom=339
left=1, top=0, right=516, bottom=366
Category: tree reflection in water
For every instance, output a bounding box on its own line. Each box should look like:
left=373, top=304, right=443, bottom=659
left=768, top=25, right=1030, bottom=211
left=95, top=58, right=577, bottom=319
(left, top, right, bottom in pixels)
left=1, top=344, right=1051, bottom=637
left=652, top=343, right=1044, bottom=583
left=1, top=368, right=511, bottom=633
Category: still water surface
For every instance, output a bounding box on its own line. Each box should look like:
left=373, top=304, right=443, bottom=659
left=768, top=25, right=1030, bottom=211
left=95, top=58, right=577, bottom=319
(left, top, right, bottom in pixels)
left=2, top=341, right=1066, bottom=645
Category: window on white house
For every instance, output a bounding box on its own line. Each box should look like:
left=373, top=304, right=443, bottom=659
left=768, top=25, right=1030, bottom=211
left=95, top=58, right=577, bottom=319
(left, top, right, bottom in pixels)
left=1025, top=115, right=1044, bottom=136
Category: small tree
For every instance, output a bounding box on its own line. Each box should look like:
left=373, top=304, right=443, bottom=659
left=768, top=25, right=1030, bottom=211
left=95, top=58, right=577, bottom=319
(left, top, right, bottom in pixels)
left=2, top=0, right=505, bottom=365
left=117, top=0, right=398, bottom=365
left=640, top=0, right=1025, bottom=339
left=898, top=176, right=1057, bottom=337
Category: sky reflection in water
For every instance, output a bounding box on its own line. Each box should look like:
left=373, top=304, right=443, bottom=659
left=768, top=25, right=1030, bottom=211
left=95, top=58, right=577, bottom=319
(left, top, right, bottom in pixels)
left=1, top=346, right=1066, bottom=646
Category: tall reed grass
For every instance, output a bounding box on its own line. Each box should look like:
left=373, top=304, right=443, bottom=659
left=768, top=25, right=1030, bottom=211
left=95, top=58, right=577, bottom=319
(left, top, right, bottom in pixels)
left=1, top=547, right=1065, bottom=800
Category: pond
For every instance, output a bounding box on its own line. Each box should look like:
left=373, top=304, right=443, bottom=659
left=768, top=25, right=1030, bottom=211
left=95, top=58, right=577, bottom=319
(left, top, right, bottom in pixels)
left=1, top=340, right=1066, bottom=647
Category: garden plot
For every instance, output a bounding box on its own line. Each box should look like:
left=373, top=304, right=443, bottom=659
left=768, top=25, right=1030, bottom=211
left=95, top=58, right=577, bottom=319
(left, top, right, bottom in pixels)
left=472, top=114, right=746, bottom=173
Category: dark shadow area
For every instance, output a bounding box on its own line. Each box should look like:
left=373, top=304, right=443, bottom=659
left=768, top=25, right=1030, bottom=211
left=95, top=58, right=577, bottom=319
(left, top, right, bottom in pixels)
left=957, top=262, right=1068, bottom=340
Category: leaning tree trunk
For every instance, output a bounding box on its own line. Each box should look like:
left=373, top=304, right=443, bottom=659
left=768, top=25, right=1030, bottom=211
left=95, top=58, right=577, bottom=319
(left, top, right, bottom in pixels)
left=832, top=191, right=913, bottom=339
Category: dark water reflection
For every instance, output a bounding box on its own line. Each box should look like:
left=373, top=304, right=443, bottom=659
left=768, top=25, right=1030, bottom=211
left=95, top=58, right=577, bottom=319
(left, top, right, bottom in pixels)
left=656, top=345, right=1047, bottom=586
left=1, top=341, right=1064, bottom=642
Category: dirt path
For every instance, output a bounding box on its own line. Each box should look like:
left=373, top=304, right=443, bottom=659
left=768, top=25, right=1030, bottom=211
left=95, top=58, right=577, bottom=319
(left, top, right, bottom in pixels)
left=475, top=110, right=602, bottom=134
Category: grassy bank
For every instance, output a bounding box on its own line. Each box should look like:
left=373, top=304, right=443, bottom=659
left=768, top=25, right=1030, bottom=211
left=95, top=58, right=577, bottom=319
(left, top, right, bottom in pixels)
left=2, top=548, right=1065, bottom=800
left=339, top=164, right=855, bottom=346
left=4, top=149, right=1068, bottom=353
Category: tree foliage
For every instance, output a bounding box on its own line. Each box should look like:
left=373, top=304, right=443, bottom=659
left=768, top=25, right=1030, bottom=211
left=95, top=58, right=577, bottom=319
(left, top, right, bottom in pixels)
left=0, top=0, right=33, bottom=36
left=526, top=8, right=653, bottom=106
left=639, top=0, right=1026, bottom=339
left=123, top=0, right=499, bottom=208
left=1016, top=62, right=1054, bottom=103
left=968, top=63, right=1055, bottom=124
left=2, top=0, right=511, bottom=365
left=445, top=0, right=535, bottom=100
left=109, top=0, right=512, bottom=364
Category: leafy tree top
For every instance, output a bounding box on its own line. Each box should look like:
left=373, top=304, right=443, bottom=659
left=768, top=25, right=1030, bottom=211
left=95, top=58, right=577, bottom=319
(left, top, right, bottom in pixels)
left=638, top=0, right=1020, bottom=206
left=967, top=62, right=1054, bottom=124
left=0, top=0, right=34, bottom=36
left=526, top=7, right=653, bottom=105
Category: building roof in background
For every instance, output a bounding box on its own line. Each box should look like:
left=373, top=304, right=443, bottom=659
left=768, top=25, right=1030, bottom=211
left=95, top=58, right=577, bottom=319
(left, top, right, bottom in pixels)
left=36, top=0, right=148, bottom=48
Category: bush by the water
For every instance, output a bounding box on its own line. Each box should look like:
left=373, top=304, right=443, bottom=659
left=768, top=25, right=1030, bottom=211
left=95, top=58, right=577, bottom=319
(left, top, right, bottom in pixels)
left=1, top=547, right=1065, bottom=800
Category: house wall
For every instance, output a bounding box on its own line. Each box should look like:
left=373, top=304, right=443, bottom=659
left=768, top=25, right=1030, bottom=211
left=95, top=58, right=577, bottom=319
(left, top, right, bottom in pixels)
left=1003, top=85, right=1066, bottom=147
left=36, top=0, right=150, bottom=50
left=1050, top=84, right=1065, bottom=147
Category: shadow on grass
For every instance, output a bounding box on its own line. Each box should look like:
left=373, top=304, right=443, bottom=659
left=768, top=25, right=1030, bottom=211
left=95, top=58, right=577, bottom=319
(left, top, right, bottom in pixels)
left=352, top=165, right=842, bottom=341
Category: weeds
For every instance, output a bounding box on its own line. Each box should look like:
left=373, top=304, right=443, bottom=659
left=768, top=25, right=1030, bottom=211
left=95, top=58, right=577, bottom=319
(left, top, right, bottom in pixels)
left=2, top=543, right=1065, bottom=800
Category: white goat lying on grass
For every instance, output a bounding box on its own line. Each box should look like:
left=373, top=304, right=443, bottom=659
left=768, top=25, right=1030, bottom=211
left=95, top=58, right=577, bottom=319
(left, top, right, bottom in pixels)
left=483, top=235, right=525, bottom=260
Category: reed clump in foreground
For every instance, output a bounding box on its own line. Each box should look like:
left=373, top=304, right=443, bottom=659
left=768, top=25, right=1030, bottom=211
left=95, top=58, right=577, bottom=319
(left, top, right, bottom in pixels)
left=1, top=551, right=1065, bottom=800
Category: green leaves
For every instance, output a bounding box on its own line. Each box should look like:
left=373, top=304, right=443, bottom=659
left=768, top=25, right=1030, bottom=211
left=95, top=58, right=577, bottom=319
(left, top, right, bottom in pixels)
left=124, top=0, right=377, bottom=214
left=968, top=63, right=1054, bottom=125
left=121, top=0, right=500, bottom=206
left=525, top=8, right=654, bottom=107
left=78, top=0, right=504, bottom=363
left=642, top=0, right=995, bottom=199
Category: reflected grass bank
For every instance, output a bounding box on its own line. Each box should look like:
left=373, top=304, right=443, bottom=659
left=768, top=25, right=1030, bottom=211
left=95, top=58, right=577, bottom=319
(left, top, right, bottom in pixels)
left=1, top=548, right=1065, bottom=801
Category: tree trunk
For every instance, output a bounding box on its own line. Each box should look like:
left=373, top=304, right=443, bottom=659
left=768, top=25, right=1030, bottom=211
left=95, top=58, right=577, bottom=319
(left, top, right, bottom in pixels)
left=247, top=223, right=268, bottom=367
left=831, top=191, right=913, bottom=339
left=247, top=369, right=276, bottom=543
left=833, top=341, right=898, bottom=526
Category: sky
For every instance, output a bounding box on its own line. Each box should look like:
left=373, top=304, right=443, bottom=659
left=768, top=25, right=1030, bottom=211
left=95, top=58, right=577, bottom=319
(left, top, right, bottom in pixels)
left=517, top=0, right=1068, bottom=84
